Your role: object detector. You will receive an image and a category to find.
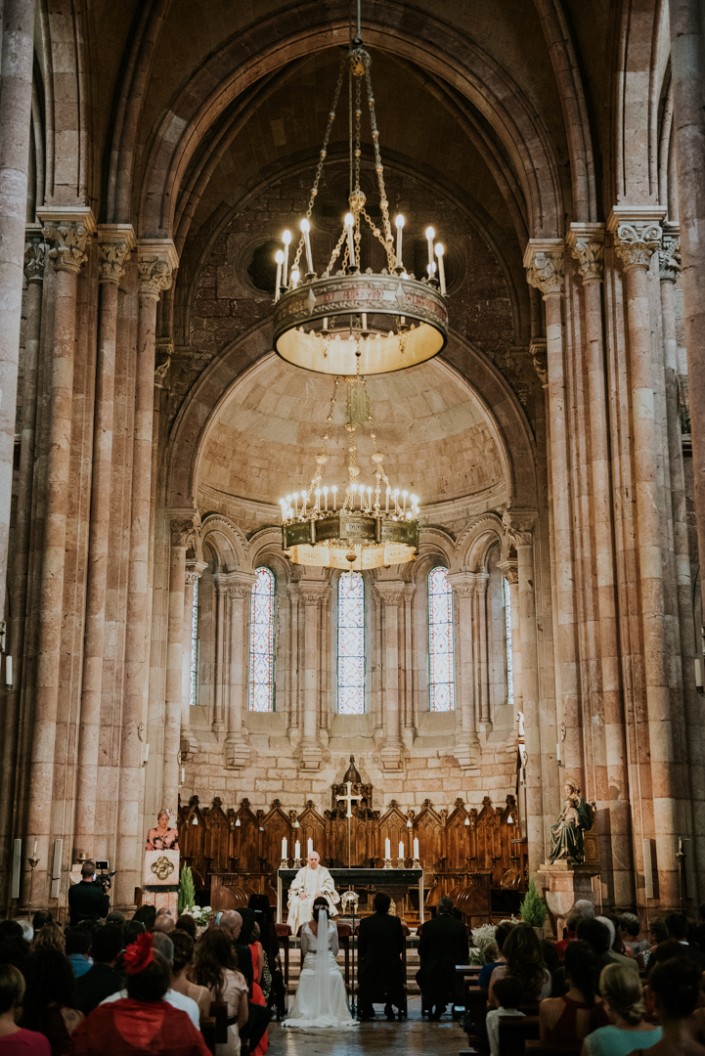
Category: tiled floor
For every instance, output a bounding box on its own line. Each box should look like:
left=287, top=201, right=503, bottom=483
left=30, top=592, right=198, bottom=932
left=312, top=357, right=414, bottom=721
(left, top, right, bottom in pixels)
left=269, top=997, right=466, bottom=1055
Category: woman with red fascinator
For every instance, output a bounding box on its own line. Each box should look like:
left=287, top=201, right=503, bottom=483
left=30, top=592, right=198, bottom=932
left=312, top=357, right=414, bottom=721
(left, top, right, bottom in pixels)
left=71, top=933, right=209, bottom=1055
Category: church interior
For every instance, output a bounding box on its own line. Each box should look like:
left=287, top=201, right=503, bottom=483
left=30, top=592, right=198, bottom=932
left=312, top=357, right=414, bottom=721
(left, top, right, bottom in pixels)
left=1, top=0, right=704, bottom=931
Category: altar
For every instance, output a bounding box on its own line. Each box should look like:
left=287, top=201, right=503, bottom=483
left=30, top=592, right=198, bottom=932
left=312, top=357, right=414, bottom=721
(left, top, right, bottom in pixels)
left=276, top=867, right=425, bottom=925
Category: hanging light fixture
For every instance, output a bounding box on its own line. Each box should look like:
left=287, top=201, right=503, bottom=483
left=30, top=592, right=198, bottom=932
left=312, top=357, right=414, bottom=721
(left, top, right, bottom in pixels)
left=280, top=376, right=419, bottom=571
left=272, top=7, right=448, bottom=376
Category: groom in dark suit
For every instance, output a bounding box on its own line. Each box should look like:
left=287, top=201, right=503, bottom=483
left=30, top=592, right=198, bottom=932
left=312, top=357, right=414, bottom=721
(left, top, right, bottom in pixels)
left=357, top=892, right=406, bottom=1020
left=416, top=895, right=469, bottom=1019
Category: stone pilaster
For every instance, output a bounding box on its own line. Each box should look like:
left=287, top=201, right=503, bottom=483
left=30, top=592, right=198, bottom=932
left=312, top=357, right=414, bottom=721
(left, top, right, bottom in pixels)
left=181, top=559, right=208, bottom=755
left=402, top=582, right=416, bottom=745
left=223, top=571, right=256, bottom=770
left=609, top=206, right=682, bottom=907
left=524, top=240, right=583, bottom=787
left=29, top=208, right=95, bottom=885
left=117, top=239, right=177, bottom=906
left=447, top=572, right=481, bottom=771
left=299, top=580, right=327, bottom=770
left=75, top=226, right=135, bottom=845
left=212, top=573, right=227, bottom=735
left=287, top=582, right=301, bottom=744
left=375, top=581, right=405, bottom=771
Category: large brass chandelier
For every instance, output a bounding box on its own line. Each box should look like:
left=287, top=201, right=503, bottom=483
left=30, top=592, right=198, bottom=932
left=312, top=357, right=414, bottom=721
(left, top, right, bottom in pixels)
left=280, top=376, right=419, bottom=572
left=272, top=18, right=449, bottom=377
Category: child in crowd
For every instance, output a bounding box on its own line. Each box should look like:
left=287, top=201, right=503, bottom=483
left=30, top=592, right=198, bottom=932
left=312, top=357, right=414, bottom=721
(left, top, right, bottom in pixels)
left=486, top=975, right=525, bottom=1056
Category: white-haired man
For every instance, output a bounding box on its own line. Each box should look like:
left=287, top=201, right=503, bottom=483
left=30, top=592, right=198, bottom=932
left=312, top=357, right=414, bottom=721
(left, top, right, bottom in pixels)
left=286, top=851, right=339, bottom=934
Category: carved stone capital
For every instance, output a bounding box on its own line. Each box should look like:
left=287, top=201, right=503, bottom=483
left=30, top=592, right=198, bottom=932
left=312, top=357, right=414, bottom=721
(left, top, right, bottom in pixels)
left=523, top=239, right=565, bottom=298
left=24, top=226, right=47, bottom=283
left=301, top=580, right=328, bottom=605
left=185, top=559, right=208, bottom=586
left=218, top=570, right=256, bottom=600
left=529, top=339, right=548, bottom=386
left=608, top=207, right=665, bottom=272
left=137, top=239, right=179, bottom=299
left=98, top=224, right=135, bottom=284
left=446, top=571, right=475, bottom=599
left=567, top=224, right=605, bottom=284
left=171, top=513, right=200, bottom=550
left=374, top=580, right=405, bottom=605
left=659, top=229, right=681, bottom=282
left=38, top=207, right=96, bottom=274
left=502, top=507, right=537, bottom=550
left=497, top=559, right=519, bottom=585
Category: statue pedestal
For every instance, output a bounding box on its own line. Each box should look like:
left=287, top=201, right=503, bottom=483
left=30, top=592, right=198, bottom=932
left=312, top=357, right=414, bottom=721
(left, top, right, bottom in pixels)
left=537, top=861, right=600, bottom=937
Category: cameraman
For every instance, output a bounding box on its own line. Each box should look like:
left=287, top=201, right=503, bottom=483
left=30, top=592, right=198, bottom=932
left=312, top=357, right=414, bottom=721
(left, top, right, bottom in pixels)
left=68, top=861, right=110, bottom=926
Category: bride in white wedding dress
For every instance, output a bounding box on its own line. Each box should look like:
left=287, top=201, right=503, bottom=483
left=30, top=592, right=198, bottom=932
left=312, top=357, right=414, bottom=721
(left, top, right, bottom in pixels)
left=284, top=897, right=357, bottom=1030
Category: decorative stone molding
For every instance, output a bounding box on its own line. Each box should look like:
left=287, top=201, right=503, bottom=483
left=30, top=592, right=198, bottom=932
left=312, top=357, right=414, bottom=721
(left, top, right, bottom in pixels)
left=185, top=559, right=208, bottom=586
left=608, top=207, right=665, bottom=272
left=24, top=226, right=47, bottom=284
left=220, top=570, right=256, bottom=600
left=38, top=206, right=96, bottom=274
left=137, top=238, right=179, bottom=299
left=446, top=571, right=476, bottom=599
left=155, top=339, right=174, bottom=388
left=523, top=239, right=565, bottom=298
left=529, top=339, right=548, bottom=386
left=374, top=581, right=404, bottom=606
left=171, top=512, right=200, bottom=551
left=97, top=224, right=135, bottom=284
left=502, top=507, right=537, bottom=551
left=497, top=559, right=519, bottom=585
left=659, top=228, right=681, bottom=283
left=567, top=223, right=604, bottom=284
left=225, top=741, right=251, bottom=771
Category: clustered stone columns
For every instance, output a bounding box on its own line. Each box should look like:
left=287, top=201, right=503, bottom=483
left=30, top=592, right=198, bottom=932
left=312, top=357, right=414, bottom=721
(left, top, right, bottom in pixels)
left=27, top=209, right=95, bottom=881
left=223, top=571, right=256, bottom=771
left=117, top=240, right=177, bottom=904
left=497, top=558, right=521, bottom=728
left=524, top=242, right=584, bottom=787
left=609, top=208, right=681, bottom=907
left=375, top=581, right=405, bottom=771
left=75, top=227, right=135, bottom=846
left=567, top=223, right=631, bottom=907
left=181, top=559, right=207, bottom=755
left=0, top=0, right=37, bottom=624
left=447, top=572, right=481, bottom=770
left=299, top=580, right=327, bottom=770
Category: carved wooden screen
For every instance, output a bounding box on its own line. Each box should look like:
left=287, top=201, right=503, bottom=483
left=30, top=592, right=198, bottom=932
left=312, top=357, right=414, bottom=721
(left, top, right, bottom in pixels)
left=297, top=801, right=326, bottom=862
left=326, top=809, right=375, bottom=867
left=413, top=800, right=444, bottom=869
left=473, top=796, right=504, bottom=882
left=446, top=799, right=472, bottom=871
left=204, top=799, right=230, bottom=872
left=260, top=800, right=290, bottom=869
left=233, top=800, right=260, bottom=871
left=378, top=801, right=411, bottom=863
left=179, top=799, right=206, bottom=886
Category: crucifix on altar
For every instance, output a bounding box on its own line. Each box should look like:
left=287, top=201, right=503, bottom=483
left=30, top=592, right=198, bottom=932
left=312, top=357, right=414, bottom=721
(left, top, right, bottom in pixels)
left=337, top=780, right=363, bottom=867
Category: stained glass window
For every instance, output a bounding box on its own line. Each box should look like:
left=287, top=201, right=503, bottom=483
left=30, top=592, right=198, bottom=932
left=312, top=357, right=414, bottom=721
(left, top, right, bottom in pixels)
left=504, top=576, right=514, bottom=707
left=337, top=572, right=365, bottom=714
left=248, top=566, right=276, bottom=712
left=428, top=565, right=455, bottom=712
left=189, top=576, right=199, bottom=706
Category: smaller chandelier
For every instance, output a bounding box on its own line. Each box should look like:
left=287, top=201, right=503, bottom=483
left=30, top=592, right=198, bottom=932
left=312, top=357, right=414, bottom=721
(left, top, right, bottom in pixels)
left=280, top=377, right=420, bottom=571
left=272, top=32, right=448, bottom=377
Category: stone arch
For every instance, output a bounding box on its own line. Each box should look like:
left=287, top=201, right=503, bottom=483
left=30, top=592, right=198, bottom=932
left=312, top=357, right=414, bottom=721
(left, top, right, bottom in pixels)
left=199, top=513, right=249, bottom=571
left=455, top=513, right=506, bottom=571
left=134, top=4, right=563, bottom=239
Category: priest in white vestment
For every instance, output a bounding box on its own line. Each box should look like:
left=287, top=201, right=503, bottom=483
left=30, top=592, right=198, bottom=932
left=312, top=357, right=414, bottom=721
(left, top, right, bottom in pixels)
left=286, top=851, right=340, bottom=933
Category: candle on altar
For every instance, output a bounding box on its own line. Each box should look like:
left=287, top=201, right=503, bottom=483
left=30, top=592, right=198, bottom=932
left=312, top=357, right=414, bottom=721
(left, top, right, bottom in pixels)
left=307, top=837, right=313, bottom=858
left=281, top=837, right=287, bottom=860
left=384, top=837, right=391, bottom=860
left=295, top=840, right=301, bottom=860
left=398, top=841, right=404, bottom=860
left=413, top=837, right=419, bottom=860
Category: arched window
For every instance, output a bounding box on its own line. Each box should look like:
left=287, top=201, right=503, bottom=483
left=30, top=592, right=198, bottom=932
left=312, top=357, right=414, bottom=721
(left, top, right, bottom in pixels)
left=248, top=566, right=276, bottom=712
left=337, top=572, right=365, bottom=714
left=428, top=565, right=455, bottom=712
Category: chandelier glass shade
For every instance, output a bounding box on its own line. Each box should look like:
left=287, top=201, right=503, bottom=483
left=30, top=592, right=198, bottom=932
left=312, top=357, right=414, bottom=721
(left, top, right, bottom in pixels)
left=280, top=377, right=420, bottom=572
left=272, top=36, right=449, bottom=376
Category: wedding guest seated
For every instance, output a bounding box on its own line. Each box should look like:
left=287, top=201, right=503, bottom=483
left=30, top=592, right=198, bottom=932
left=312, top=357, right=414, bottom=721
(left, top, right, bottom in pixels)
left=488, top=922, right=551, bottom=1008
left=539, top=940, right=608, bottom=1049
left=576, top=919, right=639, bottom=977
left=640, top=920, right=668, bottom=972
left=75, top=924, right=123, bottom=1015
left=618, top=915, right=650, bottom=960
left=479, top=922, right=515, bottom=993
left=581, top=963, right=662, bottom=1056
left=175, top=915, right=198, bottom=940
left=416, top=895, right=469, bottom=1020
left=71, top=933, right=210, bottom=1056
left=101, top=932, right=200, bottom=1030
left=557, top=912, right=585, bottom=961
left=664, top=913, right=705, bottom=971
left=639, top=956, right=705, bottom=1055
left=171, top=931, right=211, bottom=1020
left=31, top=924, right=65, bottom=954
left=65, top=927, right=93, bottom=978
left=19, top=946, right=84, bottom=1052
left=192, top=929, right=249, bottom=1056
left=486, top=976, right=525, bottom=1056
left=0, top=962, right=50, bottom=1055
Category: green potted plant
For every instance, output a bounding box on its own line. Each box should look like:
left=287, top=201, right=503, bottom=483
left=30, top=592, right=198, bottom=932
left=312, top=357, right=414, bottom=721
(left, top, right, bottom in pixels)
left=178, top=862, right=196, bottom=914
left=519, top=875, right=547, bottom=932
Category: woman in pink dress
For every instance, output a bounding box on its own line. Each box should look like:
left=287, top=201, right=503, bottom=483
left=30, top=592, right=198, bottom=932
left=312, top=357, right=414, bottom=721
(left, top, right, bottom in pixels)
left=145, top=810, right=179, bottom=851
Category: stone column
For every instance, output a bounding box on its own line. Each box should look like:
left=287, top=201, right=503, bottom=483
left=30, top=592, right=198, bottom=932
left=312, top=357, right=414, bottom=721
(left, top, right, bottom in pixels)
left=610, top=208, right=681, bottom=907
left=162, top=515, right=199, bottom=813
left=524, top=242, right=584, bottom=785
left=299, top=580, right=326, bottom=770
left=0, top=0, right=36, bottom=624
left=447, top=571, right=481, bottom=770
left=472, top=571, right=491, bottom=730
left=117, top=240, right=177, bottom=905
left=568, top=223, right=633, bottom=907
left=181, top=559, right=207, bottom=754
left=503, top=509, right=543, bottom=869
left=498, top=558, right=521, bottom=724
left=375, top=581, right=405, bottom=771
left=75, top=227, right=135, bottom=844
left=667, top=0, right=705, bottom=620
left=27, top=209, right=94, bottom=881
left=287, top=582, right=301, bottom=744
left=402, top=582, right=416, bottom=745
left=212, top=573, right=227, bottom=735
left=223, top=571, right=255, bottom=770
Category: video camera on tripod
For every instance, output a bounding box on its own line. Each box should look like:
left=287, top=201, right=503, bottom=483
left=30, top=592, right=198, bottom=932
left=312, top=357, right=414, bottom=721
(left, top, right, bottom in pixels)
left=94, top=859, right=116, bottom=889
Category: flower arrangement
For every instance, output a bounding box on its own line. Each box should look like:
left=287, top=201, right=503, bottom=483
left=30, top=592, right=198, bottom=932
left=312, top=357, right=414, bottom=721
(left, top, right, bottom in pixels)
left=179, top=904, right=214, bottom=927
left=470, top=922, right=497, bottom=964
